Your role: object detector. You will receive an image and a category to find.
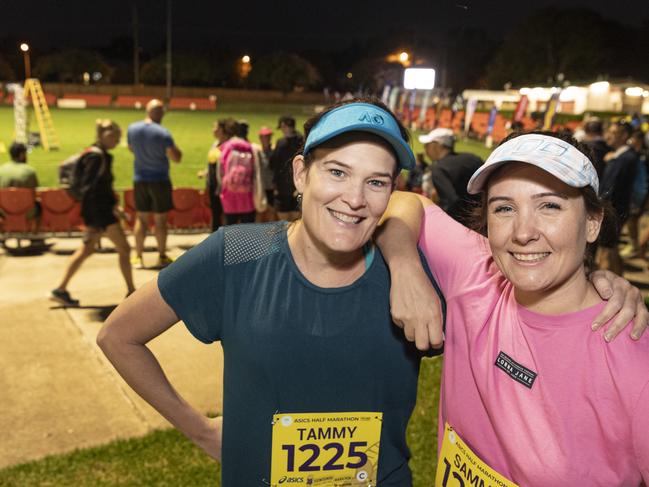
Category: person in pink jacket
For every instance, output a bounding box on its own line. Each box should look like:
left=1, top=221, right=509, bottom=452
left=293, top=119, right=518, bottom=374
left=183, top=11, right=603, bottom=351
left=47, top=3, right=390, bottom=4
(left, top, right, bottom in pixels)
left=378, top=131, right=649, bottom=486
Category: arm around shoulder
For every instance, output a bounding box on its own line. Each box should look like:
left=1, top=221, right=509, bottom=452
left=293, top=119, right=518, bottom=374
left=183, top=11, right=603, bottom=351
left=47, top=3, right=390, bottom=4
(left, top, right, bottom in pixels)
left=376, top=191, right=443, bottom=350
left=376, top=190, right=432, bottom=269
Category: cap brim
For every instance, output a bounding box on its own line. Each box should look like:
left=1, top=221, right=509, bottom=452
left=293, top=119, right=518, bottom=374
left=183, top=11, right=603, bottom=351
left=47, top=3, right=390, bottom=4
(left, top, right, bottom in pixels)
left=313, top=123, right=415, bottom=171
left=466, top=161, right=510, bottom=194
left=467, top=157, right=589, bottom=195
left=418, top=134, right=433, bottom=144
left=468, top=133, right=600, bottom=194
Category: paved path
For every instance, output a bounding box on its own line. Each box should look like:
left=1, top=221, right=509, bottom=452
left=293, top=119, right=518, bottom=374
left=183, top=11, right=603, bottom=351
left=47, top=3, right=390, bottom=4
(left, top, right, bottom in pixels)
left=0, top=234, right=223, bottom=468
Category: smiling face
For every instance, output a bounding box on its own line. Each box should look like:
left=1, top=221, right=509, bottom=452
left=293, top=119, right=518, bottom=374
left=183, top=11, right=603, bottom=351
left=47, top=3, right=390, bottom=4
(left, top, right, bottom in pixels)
left=486, top=163, right=602, bottom=308
left=293, top=133, right=397, bottom=259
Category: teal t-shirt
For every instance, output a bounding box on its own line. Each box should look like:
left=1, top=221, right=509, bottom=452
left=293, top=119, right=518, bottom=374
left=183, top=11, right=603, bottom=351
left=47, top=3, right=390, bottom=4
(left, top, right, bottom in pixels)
left=158, top=222, right=444, bottom=486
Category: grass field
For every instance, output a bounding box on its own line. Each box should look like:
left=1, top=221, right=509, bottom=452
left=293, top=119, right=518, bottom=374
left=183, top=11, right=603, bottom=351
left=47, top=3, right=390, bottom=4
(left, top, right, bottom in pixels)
left=0, top=101, right=465, bottom=485
left=0, top=104, right=492, bottom=190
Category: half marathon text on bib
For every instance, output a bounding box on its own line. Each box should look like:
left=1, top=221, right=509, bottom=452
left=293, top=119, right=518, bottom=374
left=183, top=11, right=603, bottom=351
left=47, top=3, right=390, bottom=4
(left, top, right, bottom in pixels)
left=436, top=423, right=519, bottom=487
left=270, top=412, right=382, bottom=486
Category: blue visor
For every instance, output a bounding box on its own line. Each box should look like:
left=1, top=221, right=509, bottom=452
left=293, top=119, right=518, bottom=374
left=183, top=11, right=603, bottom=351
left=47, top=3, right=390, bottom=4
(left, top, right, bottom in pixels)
left=303, top=102, right=415, bottom=170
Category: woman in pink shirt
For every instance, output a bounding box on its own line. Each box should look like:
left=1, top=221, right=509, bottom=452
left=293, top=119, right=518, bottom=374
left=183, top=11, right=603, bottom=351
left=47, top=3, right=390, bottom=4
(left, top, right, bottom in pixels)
left=379, top=131, right=649, bottom=486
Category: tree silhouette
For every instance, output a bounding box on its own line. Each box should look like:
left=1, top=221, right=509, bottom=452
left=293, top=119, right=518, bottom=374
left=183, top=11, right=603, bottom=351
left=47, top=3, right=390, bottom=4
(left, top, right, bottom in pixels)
left=485, top=8, right=627, bottom=88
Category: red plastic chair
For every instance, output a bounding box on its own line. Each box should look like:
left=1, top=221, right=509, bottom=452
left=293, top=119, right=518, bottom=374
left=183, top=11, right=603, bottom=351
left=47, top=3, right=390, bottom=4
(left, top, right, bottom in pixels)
left=122, top=189, right=137, bottom=229
left=39, top=189, right=82, bottom=232
left=198, top=189, right=213, bottom=228
left=0, top=188, right=36, bottom=232
left=169, top=188, right=201, bottom=229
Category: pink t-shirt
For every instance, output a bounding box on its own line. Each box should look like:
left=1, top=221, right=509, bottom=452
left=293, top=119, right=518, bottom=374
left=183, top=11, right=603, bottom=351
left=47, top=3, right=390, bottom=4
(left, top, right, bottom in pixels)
left=419, top=204, right=649, bottom=486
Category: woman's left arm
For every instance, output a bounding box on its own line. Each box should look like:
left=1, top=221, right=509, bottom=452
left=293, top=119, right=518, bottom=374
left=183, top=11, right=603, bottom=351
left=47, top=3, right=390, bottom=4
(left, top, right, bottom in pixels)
left=589, top=270, right=648, bottom=341
left=375, top=191, right=444, bottom=351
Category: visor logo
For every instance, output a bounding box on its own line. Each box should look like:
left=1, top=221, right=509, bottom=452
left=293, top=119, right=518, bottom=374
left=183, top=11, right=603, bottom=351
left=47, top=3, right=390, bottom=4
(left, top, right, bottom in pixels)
left=510, top=138, right=568, bottom=157
left=359, top=112, right=384, bottom=125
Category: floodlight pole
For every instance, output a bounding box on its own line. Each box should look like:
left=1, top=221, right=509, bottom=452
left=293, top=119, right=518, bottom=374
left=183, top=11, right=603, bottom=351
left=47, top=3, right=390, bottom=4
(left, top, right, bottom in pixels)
left=166, top=0, right=172, bottom=100
left=132, top=2, right=140, bottom=84
left=20, top=44, right=31, bottom=80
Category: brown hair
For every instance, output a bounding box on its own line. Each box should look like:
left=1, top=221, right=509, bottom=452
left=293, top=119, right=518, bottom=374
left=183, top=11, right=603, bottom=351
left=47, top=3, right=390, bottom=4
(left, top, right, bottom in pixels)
left=95, top=119, right=121, bottom=140
left=217, top=118, right=239, bottom=139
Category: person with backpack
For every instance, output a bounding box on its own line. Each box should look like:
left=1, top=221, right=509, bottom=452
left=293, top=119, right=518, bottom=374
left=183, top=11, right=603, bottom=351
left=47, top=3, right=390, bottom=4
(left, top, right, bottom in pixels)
left=218, top=121, right=258, bottom=225
left=50, top=120, right=135, bottom=306
left=198, top=118, right=238, bottom=232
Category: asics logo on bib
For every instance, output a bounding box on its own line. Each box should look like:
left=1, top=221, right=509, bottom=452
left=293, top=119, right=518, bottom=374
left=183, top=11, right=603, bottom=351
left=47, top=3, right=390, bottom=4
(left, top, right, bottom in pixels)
left=278, top=476, right=304, bottom=483
left=358, top=112, right=385, bottom=125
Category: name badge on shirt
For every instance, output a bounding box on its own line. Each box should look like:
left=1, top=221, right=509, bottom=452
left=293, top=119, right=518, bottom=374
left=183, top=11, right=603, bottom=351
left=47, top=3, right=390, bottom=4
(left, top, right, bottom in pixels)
left=436, top=423, right=519, bottom=487
left=270, top=412, right=382, bottom=486
left=494, top=351, right=537, bottom=389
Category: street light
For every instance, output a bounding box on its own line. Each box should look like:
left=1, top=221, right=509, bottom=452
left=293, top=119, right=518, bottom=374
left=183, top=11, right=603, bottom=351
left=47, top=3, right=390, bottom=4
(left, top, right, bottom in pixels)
left=238, top=55, right=252, bottom=79
left=399, top=51, right=409, bottom=64
left=20, top=43, right=31, bottom=79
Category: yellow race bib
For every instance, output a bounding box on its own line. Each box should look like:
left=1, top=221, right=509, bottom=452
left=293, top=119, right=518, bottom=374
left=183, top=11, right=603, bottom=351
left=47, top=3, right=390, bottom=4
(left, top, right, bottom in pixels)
left=270, top=412, right=382, bottom=486
left=436, top=423, right=519, bottom=487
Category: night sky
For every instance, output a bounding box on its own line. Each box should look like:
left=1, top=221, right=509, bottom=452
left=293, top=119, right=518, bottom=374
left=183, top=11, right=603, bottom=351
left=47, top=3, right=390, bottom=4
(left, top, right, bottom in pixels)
left=2, top=0, right=648, bottom=53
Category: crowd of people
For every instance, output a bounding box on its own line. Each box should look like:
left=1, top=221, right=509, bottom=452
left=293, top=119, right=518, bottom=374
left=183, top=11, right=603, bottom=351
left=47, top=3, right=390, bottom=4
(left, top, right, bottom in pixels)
left=95, top=98, right=649, bottom=486
left=407, top=116, right=649, bottom=278
left=198, top=113, right=304, bottom=230
left=1, top=96, right=649, bottom=484
left=1, top=101, right=649, bottom=305
left=0, top=99, right=313, bottom=306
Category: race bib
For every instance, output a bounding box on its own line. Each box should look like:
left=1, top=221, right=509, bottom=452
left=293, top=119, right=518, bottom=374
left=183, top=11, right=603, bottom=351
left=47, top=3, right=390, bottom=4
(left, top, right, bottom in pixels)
left=270, top=412, right=382, bottom=486
left=436, top=423, right=519, bottom=487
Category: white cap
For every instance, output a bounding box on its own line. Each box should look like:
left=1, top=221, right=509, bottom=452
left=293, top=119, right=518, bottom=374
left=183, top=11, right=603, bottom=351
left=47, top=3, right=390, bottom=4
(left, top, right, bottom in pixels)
left=418, top=128, right=455, bottom=147
left=467, top=133, right=599, bottom=194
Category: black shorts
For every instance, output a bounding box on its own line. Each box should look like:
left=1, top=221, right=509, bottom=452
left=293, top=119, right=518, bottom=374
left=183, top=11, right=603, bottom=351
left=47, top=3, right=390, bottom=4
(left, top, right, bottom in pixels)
left=134, top=180, right=173, bottom=213
left=82, top=206, right=118, bottom=231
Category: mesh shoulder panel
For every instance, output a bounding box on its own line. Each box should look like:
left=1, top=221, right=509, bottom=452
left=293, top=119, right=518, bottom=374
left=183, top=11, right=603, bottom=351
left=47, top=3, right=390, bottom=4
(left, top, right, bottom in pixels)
left=223, top=222, right=287, bottom=266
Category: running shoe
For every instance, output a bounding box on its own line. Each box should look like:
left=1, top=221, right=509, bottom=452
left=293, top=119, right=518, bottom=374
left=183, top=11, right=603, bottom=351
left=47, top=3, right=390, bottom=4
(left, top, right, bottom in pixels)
left=50, top=289, right=80, bottom=306
left=157, top=255, right=174, bottom=267
left=131, top=256, right=145, bottom=269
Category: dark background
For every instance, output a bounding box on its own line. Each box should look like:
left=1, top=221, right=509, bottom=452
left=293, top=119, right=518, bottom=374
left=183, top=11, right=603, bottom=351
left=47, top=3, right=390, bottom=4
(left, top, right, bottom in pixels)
left=1, top=0, right=648, bottom=91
